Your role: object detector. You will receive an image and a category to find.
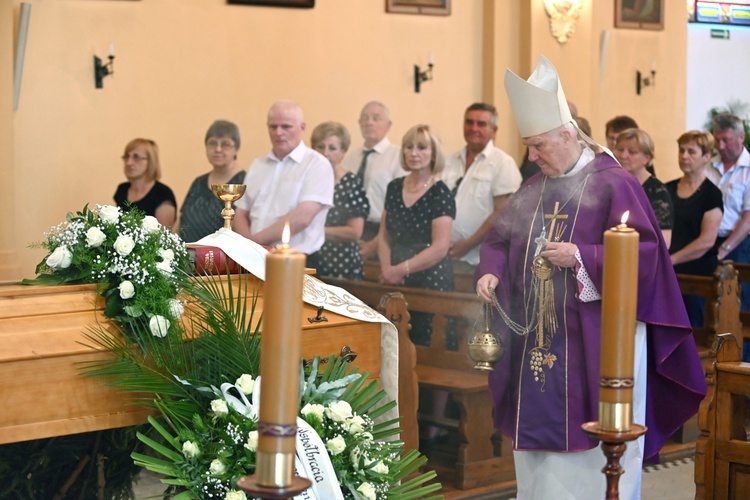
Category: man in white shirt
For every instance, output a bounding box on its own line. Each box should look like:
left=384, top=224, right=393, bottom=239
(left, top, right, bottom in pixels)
left=442, top=103, right=521, bottom=266
left=342, top=101, right=403, bottom=259
left=234, top=100, right=333, bottom=254
left=706, top=112, right=750, bottom=310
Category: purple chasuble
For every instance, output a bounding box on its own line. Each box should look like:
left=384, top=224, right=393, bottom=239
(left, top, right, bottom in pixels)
left=476, top=153, right=707, bottom=461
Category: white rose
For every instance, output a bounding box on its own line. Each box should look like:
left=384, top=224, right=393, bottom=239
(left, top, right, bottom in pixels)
left=225, top=491, right=247, bottom=500
left=356, top=481, right=377, bottom=500
left=325, top=401, right=352, bottom=422
left=244, top=430, right=259, bottom=452
left=365, top=458, right=389, bottom=475
left=347, top=415, right=366, bottom=435
left=158, top=247, right=175, bottom=262
left=325, top=435, right=346, bottom=455
left=149, top=315, right=170, bottom=338
left=113, top=235, right=135, bottom=256
left=118, top=280, right=135, bottom=299
left=142, top=215, right=161, bottom=233
left=46, top=246, right=72, bottom=270
left=210, top=399, right=229, bottom=417
left=361, top=432, right=373, bottom=441
left=98, top=205, right=120, bottom=224
left=209, top=459, right=227, bottom=475
left=168, top=298, right=184, bottom=319
left=301, top=403, right=325, bottom=421
left=182, top=440, right=199, bottom=458
left=235, top=374, right=255, bottom=396
left=156, top=259, right=173, bottom=275
left=85, top=226, right=106, bottom=248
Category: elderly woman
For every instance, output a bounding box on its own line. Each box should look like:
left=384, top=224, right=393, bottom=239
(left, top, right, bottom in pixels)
left=306, top=121, right=370, bottom=279
left=114, top=138, right=176, bottom=227
left=176, top=120, right=246, bottom=242
left=378, top=124, right=455, bottom=346
left=666, top=130, right=724, bottom=326
left=614, top=128, right=673, bottom=247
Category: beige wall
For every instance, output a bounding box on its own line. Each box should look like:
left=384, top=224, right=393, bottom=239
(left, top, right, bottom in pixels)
left=3, top=0, right=688, bottom=280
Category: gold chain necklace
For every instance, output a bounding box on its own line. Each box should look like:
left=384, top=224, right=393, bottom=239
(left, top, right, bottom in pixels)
left=405, top=175, right=433, bottom=193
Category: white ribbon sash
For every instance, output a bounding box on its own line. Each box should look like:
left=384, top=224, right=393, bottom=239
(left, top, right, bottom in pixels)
left=217, top=380, right=342, bottom=499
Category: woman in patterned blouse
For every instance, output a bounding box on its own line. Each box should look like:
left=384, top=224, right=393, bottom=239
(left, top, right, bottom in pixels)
left=307, top=122, right=370, bottom=279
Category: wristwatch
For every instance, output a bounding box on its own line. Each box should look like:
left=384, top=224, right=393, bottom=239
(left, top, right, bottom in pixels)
left=721, top=242, right=732, bottom=251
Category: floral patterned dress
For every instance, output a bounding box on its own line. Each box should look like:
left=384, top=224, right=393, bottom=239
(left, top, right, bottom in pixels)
left=308, top=172, right=370, bottom=279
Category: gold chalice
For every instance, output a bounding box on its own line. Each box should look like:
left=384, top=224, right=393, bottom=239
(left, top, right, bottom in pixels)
left=211, top=184, right=246, bottom=229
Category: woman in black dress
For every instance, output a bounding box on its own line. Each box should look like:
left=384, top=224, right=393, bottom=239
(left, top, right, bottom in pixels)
left=378, top=124, right=455, bottom=346
left=114, top=138, right=176, bottom=227
left=666, top=130, right=723, bottom=326
left=614, top=128, right=673, bottom=247
left=307, top=122, right=370, bottom=279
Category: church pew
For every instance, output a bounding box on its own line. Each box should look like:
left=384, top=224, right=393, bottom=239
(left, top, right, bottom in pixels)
left=729, top=261, right=750, bottom=344
left=694, top=332, right=750, bottom=500
left=676, top=261, right=742, bottom=367
left=322, top=277, right=515, bottom=490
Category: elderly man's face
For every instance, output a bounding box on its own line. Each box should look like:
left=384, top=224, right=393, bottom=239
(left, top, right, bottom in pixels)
left=523, top=128, right=571, bottom=178
left=267, top=104, right=305, bottom=159
left=359, top=104, right=391, bottom=147
left=714, top=128, right=745, bottom=165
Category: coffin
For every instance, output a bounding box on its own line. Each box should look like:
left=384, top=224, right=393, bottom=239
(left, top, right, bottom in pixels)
left=0, top=275, right=383, bottom=445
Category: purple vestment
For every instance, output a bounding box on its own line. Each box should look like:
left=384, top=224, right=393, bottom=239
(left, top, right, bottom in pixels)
left=476, top=153, right=707, bottom=461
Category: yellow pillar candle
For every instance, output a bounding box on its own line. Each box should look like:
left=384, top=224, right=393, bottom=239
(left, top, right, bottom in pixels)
left=256, top=223, right=306, bottom=487
left=599, top=211, right=639, bottom=432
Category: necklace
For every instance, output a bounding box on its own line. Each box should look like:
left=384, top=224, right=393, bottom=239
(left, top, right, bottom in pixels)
left=405, top=175, right=433, bottom=193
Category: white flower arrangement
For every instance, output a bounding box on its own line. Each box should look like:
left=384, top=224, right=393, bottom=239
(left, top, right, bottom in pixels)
left=25, top=204, right=187, bottom=338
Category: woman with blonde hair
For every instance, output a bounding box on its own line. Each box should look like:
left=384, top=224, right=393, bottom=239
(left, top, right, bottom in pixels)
left=114, top=138, right=176, bottom=227
left=378, top=124, right=455, bottom=346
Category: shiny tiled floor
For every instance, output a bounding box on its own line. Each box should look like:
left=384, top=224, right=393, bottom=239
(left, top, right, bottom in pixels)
left=134, top=456, right=696, bottom=499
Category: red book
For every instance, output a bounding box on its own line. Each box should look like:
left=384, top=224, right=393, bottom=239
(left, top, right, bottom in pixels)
left=187, top=246, right=244, bottom=275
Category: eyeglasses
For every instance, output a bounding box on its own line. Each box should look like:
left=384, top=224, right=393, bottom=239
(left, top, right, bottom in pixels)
left=206, top=140, right=236, bottom=150
left=451, top=176, right=463, bottom=196
left=122, top=153, right=148, bottom=162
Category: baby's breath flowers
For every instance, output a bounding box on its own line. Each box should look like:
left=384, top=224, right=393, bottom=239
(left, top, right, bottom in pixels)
left=25, top=204, right=187, bottom=339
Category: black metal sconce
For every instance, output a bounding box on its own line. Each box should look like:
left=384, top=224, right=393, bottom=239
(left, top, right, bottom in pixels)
left=414, top=53, right=434, bottom=93
left=94, top=44, right=115, bottom=89
left=635, top=68, right=656, bottom=95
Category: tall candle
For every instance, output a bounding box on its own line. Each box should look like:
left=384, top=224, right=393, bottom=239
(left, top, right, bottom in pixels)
left=257, top=223, right=306, bottom=487
left=599, top=211, right=639, bottom=432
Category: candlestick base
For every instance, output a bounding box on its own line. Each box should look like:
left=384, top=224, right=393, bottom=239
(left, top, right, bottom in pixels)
left=236, top=475, right=312, bottom=499
left=581, top=421, right=647, bottom=500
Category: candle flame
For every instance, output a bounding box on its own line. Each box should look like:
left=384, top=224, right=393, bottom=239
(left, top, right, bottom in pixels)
left=620, top=211, right=630, bottom=225
left=281, top=222, right=291, bottom=244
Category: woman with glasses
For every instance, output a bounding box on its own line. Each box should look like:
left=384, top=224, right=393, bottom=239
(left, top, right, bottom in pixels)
left=176, top=120, right=246, bottom=242
left=306, top=121, right=370, bottom=280
left=114, top=138, right=177, bottom=227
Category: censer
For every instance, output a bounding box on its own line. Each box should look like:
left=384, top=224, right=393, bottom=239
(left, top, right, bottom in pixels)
left=467, top=303, right=505, bottom=372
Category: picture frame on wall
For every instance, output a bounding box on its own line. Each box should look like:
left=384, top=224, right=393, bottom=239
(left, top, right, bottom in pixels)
left=228, top=0, right=314, bottom=7
left=386, top=0, right=451, bottom=16
left=615, top=0, right=664, bottom=30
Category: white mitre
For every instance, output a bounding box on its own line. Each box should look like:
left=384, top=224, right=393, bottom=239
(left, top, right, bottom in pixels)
left=504, top=55, right=573, bottom=138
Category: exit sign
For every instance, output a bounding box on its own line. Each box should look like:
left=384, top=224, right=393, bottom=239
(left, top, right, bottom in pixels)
left=711, top=29, right=731, bottom=39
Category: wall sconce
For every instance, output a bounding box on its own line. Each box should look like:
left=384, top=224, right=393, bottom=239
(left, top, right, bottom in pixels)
left=414, top=53, right=434, bottom=93
left=636, top=64, right=656, bottom=95
left=94, top=43, right=115, bottom=89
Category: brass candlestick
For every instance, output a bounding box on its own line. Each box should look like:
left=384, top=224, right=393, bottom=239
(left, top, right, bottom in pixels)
left=211, top=183, right=246, bottom=229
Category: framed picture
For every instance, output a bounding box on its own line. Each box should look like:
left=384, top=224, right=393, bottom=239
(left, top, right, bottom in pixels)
left=228, top=0, right=314, bottom=7
left=386, top=0, right=451, bottom=16
left=615, top=0, right=664, bottom=30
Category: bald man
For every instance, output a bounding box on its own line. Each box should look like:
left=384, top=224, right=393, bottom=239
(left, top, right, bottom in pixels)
left=234, top=100, right=334, bottom=254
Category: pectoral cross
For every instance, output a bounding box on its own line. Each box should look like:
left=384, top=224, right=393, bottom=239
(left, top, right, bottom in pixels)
left=544, top=202, right=568, bottom=244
